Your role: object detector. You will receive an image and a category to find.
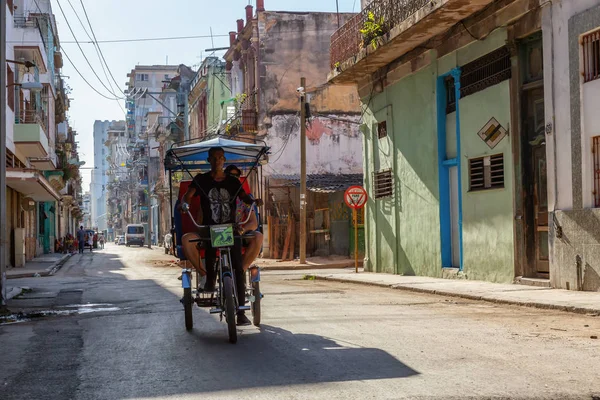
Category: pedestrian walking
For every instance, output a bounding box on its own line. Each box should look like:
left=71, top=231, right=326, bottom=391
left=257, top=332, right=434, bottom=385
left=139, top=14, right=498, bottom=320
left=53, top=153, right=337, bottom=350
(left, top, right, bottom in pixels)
left=77, top=226, right=86, bottom=254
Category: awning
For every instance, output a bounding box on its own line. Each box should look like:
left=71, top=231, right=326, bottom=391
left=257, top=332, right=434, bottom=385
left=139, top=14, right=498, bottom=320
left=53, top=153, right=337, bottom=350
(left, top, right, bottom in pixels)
left=270, top=173, right=364, bottom=193
left=6, top=169, right=61, bottom=201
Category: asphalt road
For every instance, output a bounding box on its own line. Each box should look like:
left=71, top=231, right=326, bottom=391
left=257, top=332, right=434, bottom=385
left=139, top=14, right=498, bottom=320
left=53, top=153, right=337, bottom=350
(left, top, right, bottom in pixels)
left=1, top=244, right=600, bottom=400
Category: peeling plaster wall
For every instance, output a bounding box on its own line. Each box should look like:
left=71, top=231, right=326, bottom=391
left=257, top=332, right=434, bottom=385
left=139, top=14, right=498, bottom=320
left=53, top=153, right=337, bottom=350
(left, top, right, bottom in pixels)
left=257, top=11, right=363, bottom=178
left=266, top=114, right=362, bottom=176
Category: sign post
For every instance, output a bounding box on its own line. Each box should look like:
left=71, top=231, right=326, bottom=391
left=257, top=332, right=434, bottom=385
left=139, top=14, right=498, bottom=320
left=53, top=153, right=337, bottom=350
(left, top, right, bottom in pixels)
left=344, top=186, right=368, bottom=273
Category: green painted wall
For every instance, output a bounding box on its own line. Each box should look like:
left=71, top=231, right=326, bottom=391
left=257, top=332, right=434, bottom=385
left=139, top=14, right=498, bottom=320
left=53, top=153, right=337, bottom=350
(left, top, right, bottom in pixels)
left=207, top=70, right=229, bottom=129
left=363, top=65, right=441, bottom=276
left=362, top=27, right=515, bottom=283
left=458, top=82, right=515, bottom=283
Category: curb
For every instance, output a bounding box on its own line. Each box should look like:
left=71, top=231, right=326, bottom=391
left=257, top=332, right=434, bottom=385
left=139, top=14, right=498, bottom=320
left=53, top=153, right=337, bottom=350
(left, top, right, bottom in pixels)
left=259, top=263, right=361, bottom=271
left=6, top=254, right=72, bottom=279
left=311, top=275, right=600, bottom=316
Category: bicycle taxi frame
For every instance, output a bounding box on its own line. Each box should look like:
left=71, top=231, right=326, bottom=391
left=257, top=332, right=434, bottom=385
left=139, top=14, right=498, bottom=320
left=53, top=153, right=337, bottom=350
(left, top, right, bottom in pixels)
left=164, top=136, right=269, bottom=343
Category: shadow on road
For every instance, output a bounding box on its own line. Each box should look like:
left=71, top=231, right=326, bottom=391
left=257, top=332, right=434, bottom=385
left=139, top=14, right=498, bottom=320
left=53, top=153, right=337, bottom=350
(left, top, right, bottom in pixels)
left=2, top=246, right=419, bottom=399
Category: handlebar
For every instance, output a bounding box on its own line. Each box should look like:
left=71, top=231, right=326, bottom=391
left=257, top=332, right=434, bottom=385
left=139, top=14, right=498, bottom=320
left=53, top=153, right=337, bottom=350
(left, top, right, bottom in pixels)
left=181, top=201, right=256, bottom=230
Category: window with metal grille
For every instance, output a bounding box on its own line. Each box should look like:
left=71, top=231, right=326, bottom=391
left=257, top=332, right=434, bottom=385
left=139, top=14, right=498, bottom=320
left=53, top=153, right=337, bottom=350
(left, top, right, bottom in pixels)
left=583, top=30, right=600, bottom=83
left=7, top=64, right=14, bottom=112
left=373, top=169, right=393, bottom=199
left=593, top=136, right=600, bottom=207
left=446, top=47, right=512, bottom=114
left=469, top=154, right=504, bottom=191
left=377, top=121, right=388, bottom=139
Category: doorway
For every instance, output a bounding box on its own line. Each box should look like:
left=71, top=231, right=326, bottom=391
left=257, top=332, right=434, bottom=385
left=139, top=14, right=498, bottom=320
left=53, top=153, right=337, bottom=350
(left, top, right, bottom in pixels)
left=520, top=34, right=548, bottom=278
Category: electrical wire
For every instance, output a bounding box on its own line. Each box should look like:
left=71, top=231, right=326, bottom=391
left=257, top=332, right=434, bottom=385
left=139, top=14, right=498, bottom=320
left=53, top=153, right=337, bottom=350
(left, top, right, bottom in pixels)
left=55, top=0, right=125, bottom=100
left=61, top=47, right=123, bottom=100
left=64, top=0, right=126, bottom=115
left=78, top=0, right=127, bottom=97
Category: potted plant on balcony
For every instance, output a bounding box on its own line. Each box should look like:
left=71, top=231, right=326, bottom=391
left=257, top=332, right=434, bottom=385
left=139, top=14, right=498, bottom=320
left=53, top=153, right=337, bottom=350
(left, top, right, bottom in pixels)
left=360, top=11, right=386, bottom=50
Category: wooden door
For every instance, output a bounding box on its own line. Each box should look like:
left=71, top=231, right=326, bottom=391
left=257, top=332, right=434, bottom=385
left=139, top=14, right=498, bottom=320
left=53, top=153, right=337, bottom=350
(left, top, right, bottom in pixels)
left=533, top=145, right=549, bottom=274
left=524, top=88, right=548, bottom=276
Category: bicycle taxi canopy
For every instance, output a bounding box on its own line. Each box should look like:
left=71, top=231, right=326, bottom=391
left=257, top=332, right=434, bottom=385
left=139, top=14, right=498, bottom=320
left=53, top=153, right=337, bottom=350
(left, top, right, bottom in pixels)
left=164, top=136, right=269, bottom=172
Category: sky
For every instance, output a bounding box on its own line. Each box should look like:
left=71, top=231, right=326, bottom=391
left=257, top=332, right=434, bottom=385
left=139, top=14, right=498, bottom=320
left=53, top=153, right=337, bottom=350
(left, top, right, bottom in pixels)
left=51, top=0, right=361, bottom=191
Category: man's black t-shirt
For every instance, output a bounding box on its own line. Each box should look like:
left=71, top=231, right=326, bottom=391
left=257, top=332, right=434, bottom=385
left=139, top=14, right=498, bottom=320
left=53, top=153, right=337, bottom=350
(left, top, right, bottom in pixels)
left=191, top=172, right=243, bottom=225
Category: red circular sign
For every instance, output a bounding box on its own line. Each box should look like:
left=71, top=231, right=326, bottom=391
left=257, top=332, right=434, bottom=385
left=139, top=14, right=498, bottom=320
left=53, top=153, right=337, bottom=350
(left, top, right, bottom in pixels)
left=344, top=186, right=368, bottom=209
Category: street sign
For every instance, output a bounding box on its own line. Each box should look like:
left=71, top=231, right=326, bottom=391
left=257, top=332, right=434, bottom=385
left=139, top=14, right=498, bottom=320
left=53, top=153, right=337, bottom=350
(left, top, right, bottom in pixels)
left=344, top=186, right=368, bottom=210
left=344, top=186, right=367, bottom=274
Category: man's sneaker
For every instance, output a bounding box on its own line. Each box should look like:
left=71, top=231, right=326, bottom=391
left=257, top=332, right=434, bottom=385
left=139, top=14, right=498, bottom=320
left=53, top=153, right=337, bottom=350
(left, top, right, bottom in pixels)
left=237, top=313, right=251, bottom=326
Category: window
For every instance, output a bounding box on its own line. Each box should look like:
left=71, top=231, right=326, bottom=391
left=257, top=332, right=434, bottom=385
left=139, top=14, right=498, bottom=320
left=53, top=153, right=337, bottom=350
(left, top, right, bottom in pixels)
left=593, top=136, right=600, bottom=207
left=446, top=46, right=512, bottom=114
left=136, top=73, right=149, bottom=82
left=373, top=169, right=393, bottom=199
left=583, top=30, right=600, bottom=83
left=377, top=121, right=387, bottom=139
left=469, top=154, right=504, bottom=191
left=7, top=64, right=14, bottom=112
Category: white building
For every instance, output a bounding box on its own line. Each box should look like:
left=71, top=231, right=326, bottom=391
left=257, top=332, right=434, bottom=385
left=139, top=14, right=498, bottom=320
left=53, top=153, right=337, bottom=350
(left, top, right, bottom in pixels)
left=92, top=120, right=123, bottom=232
left=125, top=65, right=178, bottom=230
left=542, top=0, right=600, bottom=291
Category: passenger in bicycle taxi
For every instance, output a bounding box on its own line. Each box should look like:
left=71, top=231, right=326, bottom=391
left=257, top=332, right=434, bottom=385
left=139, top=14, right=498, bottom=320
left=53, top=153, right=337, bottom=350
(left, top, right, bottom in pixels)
left=180, top=147, right=256, bottom=326
left=225, top=165, right=263, bottom=281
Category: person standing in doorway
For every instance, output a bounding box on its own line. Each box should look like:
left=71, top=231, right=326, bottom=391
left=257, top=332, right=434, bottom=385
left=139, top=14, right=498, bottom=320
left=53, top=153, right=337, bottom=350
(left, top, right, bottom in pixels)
left=77, top=226, right=86, bottom=254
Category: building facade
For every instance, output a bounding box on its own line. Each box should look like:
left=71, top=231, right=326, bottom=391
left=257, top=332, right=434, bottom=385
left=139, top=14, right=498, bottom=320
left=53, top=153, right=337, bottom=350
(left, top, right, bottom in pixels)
left=125, top=65, right=178, bottom=240
left=188, top=57, right=229, bottom=140
left=329, top=0, right=551, bottom=284
left=542, top=1, right=600, bottom=291
left=4, top=0, right=81, bottom=266
left=223, top=1, right=364, bottom=258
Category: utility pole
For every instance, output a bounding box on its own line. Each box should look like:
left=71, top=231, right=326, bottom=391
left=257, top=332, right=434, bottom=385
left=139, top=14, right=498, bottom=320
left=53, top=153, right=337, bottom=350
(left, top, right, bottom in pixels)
left=146, top=128, right=152, bottom=249
left=1, top=0, right=8, bottom=310
left=299, top=77, right=307, bottom=264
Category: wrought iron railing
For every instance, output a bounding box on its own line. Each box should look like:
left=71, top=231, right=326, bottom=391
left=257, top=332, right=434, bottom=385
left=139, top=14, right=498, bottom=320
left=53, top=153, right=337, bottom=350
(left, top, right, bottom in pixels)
left=15, top=108, right=49, bottom=135
left=330, top=0, right=431, bottom=69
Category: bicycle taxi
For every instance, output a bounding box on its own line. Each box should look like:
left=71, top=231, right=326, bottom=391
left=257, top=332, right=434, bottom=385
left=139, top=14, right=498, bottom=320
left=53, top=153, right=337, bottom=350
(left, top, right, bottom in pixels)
left=164, top=136, right=269, bottom=343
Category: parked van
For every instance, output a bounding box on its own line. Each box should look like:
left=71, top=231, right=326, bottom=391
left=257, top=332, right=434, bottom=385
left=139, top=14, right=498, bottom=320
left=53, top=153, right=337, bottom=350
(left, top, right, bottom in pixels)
left=125, top=224, right=145, bottom=247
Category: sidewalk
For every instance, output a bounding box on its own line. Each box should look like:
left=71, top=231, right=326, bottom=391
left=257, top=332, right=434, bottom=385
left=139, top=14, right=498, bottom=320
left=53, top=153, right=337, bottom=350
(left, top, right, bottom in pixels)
left=308, top=270, right=600, bottom=315
left=256, top=256, right=363, bottom=270
left=5, top=253, right=72, bottom=280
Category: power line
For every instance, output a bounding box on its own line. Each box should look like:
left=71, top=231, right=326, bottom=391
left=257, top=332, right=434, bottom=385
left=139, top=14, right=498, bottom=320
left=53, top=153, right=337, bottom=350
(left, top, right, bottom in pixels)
left=55, top=0, right=124, bottom=100
left=78, top=0, right=127, bottom=97
left=61, top=47, right=123, bottom=100
left=65, top=0, right=126, bottom=114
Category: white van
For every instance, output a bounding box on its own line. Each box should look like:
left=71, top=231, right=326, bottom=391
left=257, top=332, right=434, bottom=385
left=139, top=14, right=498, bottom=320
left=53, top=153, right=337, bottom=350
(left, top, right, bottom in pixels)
left=125, top=224, right=145, bottom=247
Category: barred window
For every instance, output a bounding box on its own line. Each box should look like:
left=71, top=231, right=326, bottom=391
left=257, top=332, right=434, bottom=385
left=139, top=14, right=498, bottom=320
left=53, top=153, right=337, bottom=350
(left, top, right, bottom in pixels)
left=583, top=30, right=600, bottom=83
left=373, top=169, right=393, bottom=199
left=469, top=154, right=504, bottom=191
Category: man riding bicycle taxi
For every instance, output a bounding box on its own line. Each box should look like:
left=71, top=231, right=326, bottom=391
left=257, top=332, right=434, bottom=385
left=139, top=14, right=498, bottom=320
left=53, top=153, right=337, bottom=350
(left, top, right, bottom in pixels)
left=180, top=147, right=257, bottom=326
left=225, top=165, right=263, bottom=281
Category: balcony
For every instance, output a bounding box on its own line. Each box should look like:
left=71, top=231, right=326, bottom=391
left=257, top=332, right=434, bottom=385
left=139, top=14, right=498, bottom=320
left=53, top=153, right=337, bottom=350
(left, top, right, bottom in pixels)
left=14, top=110, right=50, bottom=158
left=329, top=0, right=495, bottom=84
left=226, top=91, right=258, bottom=135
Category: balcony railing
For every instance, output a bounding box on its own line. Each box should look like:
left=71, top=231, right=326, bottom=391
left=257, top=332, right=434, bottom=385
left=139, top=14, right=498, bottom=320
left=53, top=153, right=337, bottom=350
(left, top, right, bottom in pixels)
left=13, top=13, right=48, bottom=52
left=226, top=91, right=258, bottom=134
left=330, top=0, right=430, bottom=69
left=15, top=109, right=49, bottom=135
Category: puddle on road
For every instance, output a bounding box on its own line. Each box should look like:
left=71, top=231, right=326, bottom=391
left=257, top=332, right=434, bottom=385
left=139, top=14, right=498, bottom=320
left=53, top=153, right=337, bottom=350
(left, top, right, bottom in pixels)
left=0, top=303, right=124, bottom=325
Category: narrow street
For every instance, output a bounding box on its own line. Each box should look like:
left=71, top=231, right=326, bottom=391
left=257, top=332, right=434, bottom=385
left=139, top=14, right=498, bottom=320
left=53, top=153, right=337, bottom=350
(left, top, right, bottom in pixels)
left=0, top=244, right=599, bottom=400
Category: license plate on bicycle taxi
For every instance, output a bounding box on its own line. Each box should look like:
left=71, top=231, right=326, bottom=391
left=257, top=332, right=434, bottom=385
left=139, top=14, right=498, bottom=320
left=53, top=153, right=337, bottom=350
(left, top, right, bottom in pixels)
left=210, top=224, right=234, bottom=247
